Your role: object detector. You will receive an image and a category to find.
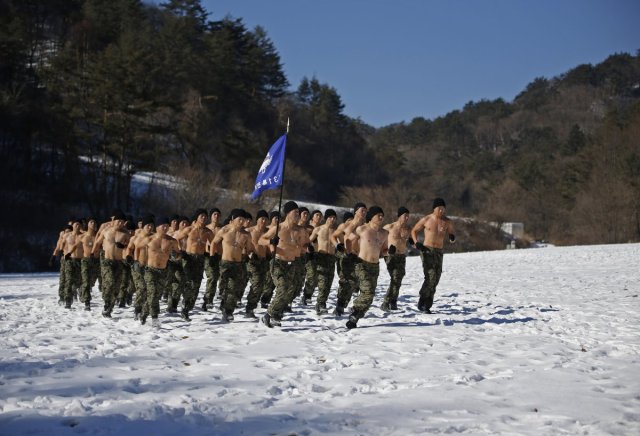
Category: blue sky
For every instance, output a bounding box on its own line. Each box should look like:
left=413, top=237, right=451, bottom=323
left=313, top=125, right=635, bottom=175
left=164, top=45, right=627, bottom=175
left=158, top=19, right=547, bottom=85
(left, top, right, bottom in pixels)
left=199, top=0, right=639, bottom=127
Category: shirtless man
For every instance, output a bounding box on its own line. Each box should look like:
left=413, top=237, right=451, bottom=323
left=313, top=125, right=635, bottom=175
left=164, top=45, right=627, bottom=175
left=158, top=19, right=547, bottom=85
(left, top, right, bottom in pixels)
left=173, top=209, right=214, bottom=321
left=166, top=216, right=189, bottom=313
left=292, top=207, right=311, bottom=303
left=137, top=217, right=180, bottom=327
left=301, top=209, right=323, bottom=305
left=60, top=218, right=84, bottom=309
left=92, top=213, right=130, bottom=318
left=345, top=206, right=389, bottom=329
left=52, top=222, right=72, bottom=304
left=260, top=211, right=280, bottom=309
left=244, top=210, right=270, bottom=318
left=260, top=201, right=313, bottom=328
left=308, top=209, right=338, bottom=315
left=79, top=218, right=99, bottom=310
left=212, top=209, right=254, bottom=321
left=130, top=217, right=154, bottom=321
left=202, top=207, right=222, bottom=311
left=331, top=203, right=367, bottom=316
left=411, top=198, right=456, bottom=314
left=381, top=207, right=412, bottom=311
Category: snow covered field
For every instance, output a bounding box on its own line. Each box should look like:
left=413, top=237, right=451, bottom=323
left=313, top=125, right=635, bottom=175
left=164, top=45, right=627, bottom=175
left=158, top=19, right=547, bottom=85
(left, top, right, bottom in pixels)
left=1, top=244, right=639, bottom=435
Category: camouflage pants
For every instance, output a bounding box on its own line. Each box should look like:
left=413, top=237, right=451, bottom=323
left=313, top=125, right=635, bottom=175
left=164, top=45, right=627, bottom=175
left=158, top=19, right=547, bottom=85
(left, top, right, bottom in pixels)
left=132, top=262, right=147, bottom=314
left=289, top=257, right=306, bottom=304
left=102, top=259, right=125, bottom=315
left=118, top=260, right=134, bottom=304
left=144, top=266, right=167, bottom=319
left=351, top=260, right=380, bottom=319
left=383, top=254, right=406, bottom=305
left=245, top=256, right=270, bottom=312
left=267, top=258, right=297, bottom=321
left=302, top=254, right=319, bottom=298
left=261, top=258, right=276, bottom=306
left=336, top=254, right=359, bottom=309
left=57, top=256, right=66, bottom=301
left=419, top=247, right=443, bottom=311
left=203, top=254, right=221, bottom=304
left=80, top=257, right=100, bottom=304
left=167, top=259, right=184, bottom=309
left=314, top=253, right=336, bottom=308
left=235, top=258, right=250, bottom=302
left=182, top=253, right=205, bottom=314
left=62, top=258, right=81, bottom=305
left=219, top=260, right=245, bottom=315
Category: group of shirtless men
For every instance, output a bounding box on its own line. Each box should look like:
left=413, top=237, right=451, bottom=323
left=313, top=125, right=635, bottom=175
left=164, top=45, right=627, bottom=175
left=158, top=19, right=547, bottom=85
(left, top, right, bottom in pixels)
left=53, top=198, right=455, bottom=329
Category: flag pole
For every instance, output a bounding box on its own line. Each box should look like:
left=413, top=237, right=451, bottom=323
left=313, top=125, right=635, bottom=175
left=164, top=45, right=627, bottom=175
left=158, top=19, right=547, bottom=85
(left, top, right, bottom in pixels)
left=274, top=118, right=290, bottom=241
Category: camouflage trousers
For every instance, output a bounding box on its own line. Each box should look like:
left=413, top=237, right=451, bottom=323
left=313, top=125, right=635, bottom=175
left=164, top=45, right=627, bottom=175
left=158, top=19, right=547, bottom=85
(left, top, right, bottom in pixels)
left=132, top=262, right=148, bottom=315
left=203, top=253, right=221, bottom=304
left=336, top=253, right=359, bottom=309
left=351, top=260, right=380, bottom=319
left=218, top=260, right=246, bottom=315
left=167, top=259, right=184, bottom=309
left=314, top=253, right=336, bottom=308
left=144, top=266, right=168, bottom=319
left=245, top=256, right=270, bottom=312
left=235, top=258, right=250, bottom=302
left=182, top=253, right=205, bottom=314
left=418, top=247, right=443, bottom=311
left=267, top=258, right=297, bottom=321
left=80, top=257, right=100, bottom=304
left=118, top=260, right=134, bottom=304
left=57, top=256, right=66, bottom=301
left=383, top=254, right=406, bottom=305
left=102, top=259, right=125, bottom=315
left=261, top=258, right=276, bottom=307
left=289, top=257, right=306, bottom=304
left=61, top=258, right=81, bottom=305
left=302, top=254, right=319, bottom=299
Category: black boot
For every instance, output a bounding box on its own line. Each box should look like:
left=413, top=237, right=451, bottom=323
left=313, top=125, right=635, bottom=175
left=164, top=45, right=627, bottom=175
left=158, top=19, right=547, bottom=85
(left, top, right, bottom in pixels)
left=380, top=302, right=390, bottom=312
left=201, top=302, right=208, bottom=312
left=333, top=305, right=344, bottom=316
left=84, top=301, right=91, bottom=311
left=390, top=301, right=398, bottom=310
left=180, top=310, right=191, bottom=322
left=244, top=310, right=257, bottom=319
left=346, top=314, right=358, bottom=329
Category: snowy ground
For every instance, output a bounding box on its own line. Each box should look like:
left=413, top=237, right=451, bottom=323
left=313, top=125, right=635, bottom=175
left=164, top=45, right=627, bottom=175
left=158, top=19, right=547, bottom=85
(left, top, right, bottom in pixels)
left=1, top=244, right=639, bottom=435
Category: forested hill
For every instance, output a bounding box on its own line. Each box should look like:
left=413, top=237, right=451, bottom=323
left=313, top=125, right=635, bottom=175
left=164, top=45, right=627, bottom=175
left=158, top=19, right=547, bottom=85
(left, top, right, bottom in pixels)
left=1, top=0, right=639, bottom=271
left=362, top=52, right=640, bottom=245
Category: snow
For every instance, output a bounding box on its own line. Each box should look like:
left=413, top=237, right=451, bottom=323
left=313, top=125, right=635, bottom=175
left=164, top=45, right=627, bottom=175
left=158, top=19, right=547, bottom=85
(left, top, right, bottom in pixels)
left=1, top=244, right=639, bottom=435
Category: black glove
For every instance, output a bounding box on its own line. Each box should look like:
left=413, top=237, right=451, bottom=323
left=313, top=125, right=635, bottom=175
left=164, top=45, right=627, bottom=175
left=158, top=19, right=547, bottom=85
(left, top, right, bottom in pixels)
left=115, top=242, right=127, bottom=249
left=204, top=252, right=210, bottom=257
left=64, top=252, right=72, bottom=260
left=49, top=255, right=56, bottom=267
left=449, top=234, right=456, bottom=243
left=125, top=255, right=134, bottom=265
left=269, top=236, right=280, bottom=246
left=388, top=245, right=397, bottom=255
left=408, top=238, right=415, bottom=246
left=415, top=242, right=425, bottom=251
left=307, top=244, right=315, bottom=253
left=335, top=243, right=345, bottom=253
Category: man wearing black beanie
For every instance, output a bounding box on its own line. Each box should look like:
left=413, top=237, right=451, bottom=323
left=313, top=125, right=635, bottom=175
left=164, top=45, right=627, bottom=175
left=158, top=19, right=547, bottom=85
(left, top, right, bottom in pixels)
left=308, top=209, right=338, bottom=315
left=202, top=208, right=222, bottom=311
left=380, top=206, right=412, bottom=311
left=410, top=198, right=456, bottom=314
left=345, top=206, right=388, bottom=329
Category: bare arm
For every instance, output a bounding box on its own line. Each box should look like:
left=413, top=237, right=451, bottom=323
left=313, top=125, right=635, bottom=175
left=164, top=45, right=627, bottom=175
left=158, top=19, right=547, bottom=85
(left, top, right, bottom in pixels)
left=411, top=217, right=426, bottom=245
left=259, top=226, right=277, bottom=246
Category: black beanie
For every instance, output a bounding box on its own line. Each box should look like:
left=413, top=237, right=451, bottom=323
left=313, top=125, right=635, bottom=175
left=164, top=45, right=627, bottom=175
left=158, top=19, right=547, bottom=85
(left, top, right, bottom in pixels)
left=299, top=206, right=309, bottom=214
left=210, top=207, right=221, bottom=215
left=432, top=198, right=446, bottom=210
left=398, top=206, right=410, bottom=217
left=170, top=214, right=180, bottom=222
left=283, top=201, right=299, bottom=216
left=312, top=209, right=322, bottom=218
left=269, top=211, right=281, bottom=220
left=256, top=209, right=269, bottom=219
left=142, top=216, right=155, bottom=227
left=353, top=202, right=367, bottom=213
left=230, top=208, right=244, bottom=220
left=157, top=216, right=171, bottom=226
left=113, top=212, right=126, bottom=221
left=193, top=208, right=208, bottom=221
left=343, top=212, right=354, bottom=222
left=366, top=206, right=384, bottom=223
left=324, top=209, right=337, bottom=219
left=244, top=211, right=253, bottom=221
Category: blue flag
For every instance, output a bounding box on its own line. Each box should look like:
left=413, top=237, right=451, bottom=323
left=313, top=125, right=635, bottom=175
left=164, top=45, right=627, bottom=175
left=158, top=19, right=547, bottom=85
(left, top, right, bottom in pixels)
left=250, top=134, right=287, bottom=200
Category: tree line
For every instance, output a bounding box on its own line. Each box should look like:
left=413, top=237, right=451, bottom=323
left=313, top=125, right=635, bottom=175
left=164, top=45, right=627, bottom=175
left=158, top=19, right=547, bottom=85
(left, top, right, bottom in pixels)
left=1, top=0, right=638, bottom=271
